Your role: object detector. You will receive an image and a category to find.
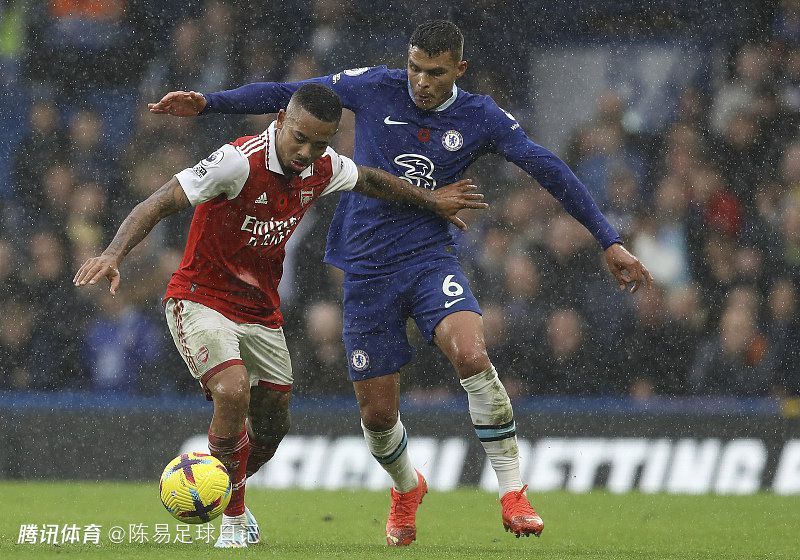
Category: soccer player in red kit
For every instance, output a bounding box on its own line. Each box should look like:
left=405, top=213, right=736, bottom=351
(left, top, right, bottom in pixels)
left=74, top=84, right=486, bottom=548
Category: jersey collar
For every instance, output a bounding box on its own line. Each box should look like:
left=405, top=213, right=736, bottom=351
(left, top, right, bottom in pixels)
left=406, top=80, right=458, bottom=112
left=266, top=121, right=314, bottom=179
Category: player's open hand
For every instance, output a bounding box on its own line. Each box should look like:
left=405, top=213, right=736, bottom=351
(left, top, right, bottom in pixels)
left=73, top=254, right=122, bottom=295
left=433, top=180, right=489, bottom=230
left=148, top=91, right=207, bottom=116
left=604, top=244, right=653, bottom=293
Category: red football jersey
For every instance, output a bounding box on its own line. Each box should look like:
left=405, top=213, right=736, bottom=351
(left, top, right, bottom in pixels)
left=164, top=122, right=358, bottom=326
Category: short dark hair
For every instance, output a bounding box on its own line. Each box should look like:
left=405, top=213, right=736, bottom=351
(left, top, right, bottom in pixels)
left=289, top=84, right=342, bottom=123
left=409, top=20, right=464, bottom=61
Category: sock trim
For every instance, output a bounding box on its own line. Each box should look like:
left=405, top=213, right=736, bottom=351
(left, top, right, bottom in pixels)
left=474, top=420, right=516, bottom=442
left=371, top=429, right=408, bottom=465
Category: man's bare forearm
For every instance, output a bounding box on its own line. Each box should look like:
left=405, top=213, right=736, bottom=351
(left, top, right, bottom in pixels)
left=104, top=178, right=190, bottom=260
left=353, top=166, right=436, bottom=210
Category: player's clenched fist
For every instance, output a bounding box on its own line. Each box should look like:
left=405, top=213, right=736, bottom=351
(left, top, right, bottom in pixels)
left=148, top=90, right=207, bottom=116
left=73, top=254, right=122, bottom=294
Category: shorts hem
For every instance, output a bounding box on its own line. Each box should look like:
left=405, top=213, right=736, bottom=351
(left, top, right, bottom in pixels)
left=256, top=380, right=292, bottom=392
left=200, top=359, right=246, bottom=400
left=348, top=356, right=413, bottom=382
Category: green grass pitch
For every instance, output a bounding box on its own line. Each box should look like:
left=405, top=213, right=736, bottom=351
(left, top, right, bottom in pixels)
left=0, top=482, right=796, bottom=559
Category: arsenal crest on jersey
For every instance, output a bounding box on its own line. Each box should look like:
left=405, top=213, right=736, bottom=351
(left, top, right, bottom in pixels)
left=300, top=188, right=314, bottom=206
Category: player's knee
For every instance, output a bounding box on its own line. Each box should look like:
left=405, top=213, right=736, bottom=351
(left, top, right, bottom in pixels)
left=210, top=377, right=251, bottom=416
left=361, top=407, right=398, bottom=431
left=453, top=348, right=492, bottom=379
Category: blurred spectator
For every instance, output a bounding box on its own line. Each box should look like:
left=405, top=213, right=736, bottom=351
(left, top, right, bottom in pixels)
left=164, top=10, right=230, bottom=94
left=285, top=50, right=322, bottom=83
left=663, top=283, right=708, bottom=391
left=502, top=253, right=547, bottom=332
left=525, top=308, right=599, bottom=395
left=711, top=109, right=768, bottom=208
left=67, top=109, right=118, bottom=187
left=696, top=233, right=738, bottom=317
left=672, top=86, right=710, bottom=134
left=231, top=0, right=310, bottom=80
left=0, top=299, right=34, bottom=390
left=632, top=176, right=690, bottom=289
left=606, top=166, right=641, bottom=235
left=291, top=301, right=350, bottom=397
left=777, top=194, right=800, bottom=281
left=658, top=123, right=706, bottom=198
left=456, top=0, right=528, bottom=109
left=711, top=44, right=774, bottom=134
left=84, top=289, right=163, bottom=393
left=22, top=230, right=86, bottom=388
left=285, top=201, right=345, bottom=314
left=467, top=219, right=513, bottom=301
left=12, top=100, right=68, bottom=207
left=238, top=34, right=285, bottom=85
left=529, top=214, right=595, bottom=311
left=309, top=0, right=354, bottom=71
left=767, top=278, right=800, bottom=395
left=689, top=304, right=774, bottom=396
left=782, top=141, right=800, bottom=189
left=25, top=163, right=76, bottom=234
left=66, top=182, right=107, bottom=249
left=497, top=185, right=544, bottom=246
left=777, top=46, right=800, bottom=114
left=619, top=287, right=690, bottom=397
left=774, top=0, right=800, bottom=43
left=572, top=93, right=646, bottom=209
left=0, top=237, right=21, bottom=302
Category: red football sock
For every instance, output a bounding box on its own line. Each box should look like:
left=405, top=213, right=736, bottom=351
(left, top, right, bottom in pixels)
left=246, top=442, right=279, bottom=478
left=208, top=426, right=250, bottom=516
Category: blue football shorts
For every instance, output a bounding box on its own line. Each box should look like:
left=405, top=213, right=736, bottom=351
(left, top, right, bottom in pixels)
left=342, top=257, right=482, bottom=381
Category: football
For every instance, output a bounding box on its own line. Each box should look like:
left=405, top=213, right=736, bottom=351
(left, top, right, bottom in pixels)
left=159, top=452, right=232, bottom=524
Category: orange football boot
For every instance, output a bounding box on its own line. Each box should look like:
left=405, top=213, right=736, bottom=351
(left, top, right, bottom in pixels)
left=385, top=470, right=428, bottom=546
left=500, top=485, right=544, bottom=537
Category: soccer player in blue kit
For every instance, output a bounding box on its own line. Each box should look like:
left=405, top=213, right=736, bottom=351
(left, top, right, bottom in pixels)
left=150, top=20, right=652, bottom=546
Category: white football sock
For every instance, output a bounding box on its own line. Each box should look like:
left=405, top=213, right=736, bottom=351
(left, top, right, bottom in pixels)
left=361, top=416, right=418, bottom=493
left=461, top=365, right=523, bottom=497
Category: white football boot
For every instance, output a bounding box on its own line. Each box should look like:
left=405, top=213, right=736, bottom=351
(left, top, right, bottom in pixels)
left=245, top=506, right=261, bottom=544
left=215, top=512, right=248, bottom=548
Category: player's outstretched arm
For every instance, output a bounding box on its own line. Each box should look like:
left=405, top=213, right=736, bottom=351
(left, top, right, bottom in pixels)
left=73, top=178, right=190, bottom=294
left=604, top=243, right=654, bottom=293
left=148, top=81, right=302, bottom=116
left=352, top=166, right=489, bottom=230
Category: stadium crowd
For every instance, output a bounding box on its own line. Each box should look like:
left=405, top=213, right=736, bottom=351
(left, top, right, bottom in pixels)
left=1, top=0, right=799, bottom=399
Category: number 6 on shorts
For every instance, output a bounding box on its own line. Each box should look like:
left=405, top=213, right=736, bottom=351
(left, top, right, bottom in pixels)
left=442, top=274, right=464, bottom=297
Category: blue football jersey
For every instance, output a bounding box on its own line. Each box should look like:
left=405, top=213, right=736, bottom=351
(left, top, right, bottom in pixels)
left=203, top=66, right=620, bottom=274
